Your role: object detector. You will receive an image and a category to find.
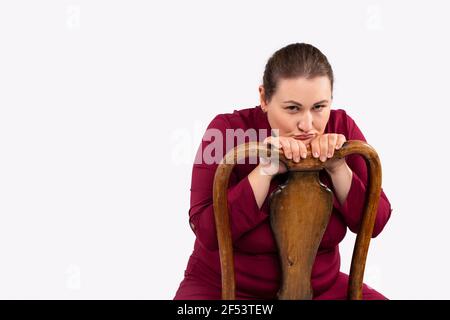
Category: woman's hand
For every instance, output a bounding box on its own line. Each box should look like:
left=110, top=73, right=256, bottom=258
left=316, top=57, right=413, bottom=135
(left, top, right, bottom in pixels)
left=259, top=136, right=308, bottom=177
left=310, top=133, right=347, bottom=174
left=259, top=134, right=347, bottom=176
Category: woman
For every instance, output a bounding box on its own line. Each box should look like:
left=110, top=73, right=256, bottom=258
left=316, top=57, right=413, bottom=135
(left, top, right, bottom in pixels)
left=174, top=43, right=393, bottom=300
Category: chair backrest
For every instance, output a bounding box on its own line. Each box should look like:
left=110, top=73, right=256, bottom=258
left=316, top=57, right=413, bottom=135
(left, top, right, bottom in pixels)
left=212, top=140, right=382, bottom=300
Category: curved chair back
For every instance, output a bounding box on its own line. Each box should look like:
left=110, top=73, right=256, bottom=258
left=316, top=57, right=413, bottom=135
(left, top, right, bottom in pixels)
left=212, top=140, right=382, bottom=300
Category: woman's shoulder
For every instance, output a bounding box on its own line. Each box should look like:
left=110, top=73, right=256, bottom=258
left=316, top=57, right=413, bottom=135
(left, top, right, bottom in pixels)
left=206, top=105, right=266, bottom=131
left=327, top=108, right=359, bottom=138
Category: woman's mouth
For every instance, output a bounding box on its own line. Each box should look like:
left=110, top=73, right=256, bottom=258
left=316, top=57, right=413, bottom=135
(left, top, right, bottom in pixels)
left=293, top=134, right=314, bottom=141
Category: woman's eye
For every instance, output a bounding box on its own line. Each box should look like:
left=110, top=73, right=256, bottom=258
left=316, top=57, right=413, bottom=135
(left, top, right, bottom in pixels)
left=287, top=106, right=299, bottom=111
left=313, top=105, right=325, bottom=111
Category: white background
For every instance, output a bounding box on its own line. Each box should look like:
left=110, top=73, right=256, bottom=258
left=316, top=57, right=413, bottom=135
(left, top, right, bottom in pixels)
left=0, top=0, right=448, bottom=299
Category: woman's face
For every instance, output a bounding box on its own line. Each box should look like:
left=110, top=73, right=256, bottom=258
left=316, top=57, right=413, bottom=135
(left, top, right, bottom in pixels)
left=259, top=76, right=332, bottom=145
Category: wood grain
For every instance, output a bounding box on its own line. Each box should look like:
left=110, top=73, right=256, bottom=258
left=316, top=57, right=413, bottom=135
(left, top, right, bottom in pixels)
left=212, top=140, right=382, bottom=300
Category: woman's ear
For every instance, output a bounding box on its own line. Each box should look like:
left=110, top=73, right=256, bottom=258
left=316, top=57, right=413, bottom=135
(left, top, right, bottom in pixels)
left=259, top=85, right=267, bottom=111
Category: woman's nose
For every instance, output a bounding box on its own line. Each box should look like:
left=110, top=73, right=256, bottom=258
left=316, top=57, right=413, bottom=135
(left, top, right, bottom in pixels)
left=297, top=113, right=313, bottom=132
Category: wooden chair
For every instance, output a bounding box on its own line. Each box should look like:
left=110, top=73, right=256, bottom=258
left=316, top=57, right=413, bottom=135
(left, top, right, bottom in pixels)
left=213, top=140, right=382, bottom=300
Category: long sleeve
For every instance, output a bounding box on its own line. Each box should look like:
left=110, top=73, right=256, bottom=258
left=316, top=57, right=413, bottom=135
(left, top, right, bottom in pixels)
left=331, top=115, right=393, bottom=238
left=188, top=115, right=269, bottom=251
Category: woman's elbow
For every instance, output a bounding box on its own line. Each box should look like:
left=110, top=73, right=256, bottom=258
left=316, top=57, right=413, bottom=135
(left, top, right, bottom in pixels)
left=371, top=207, right=393, bottom=238
left=191, top=221, right=220, bottom=251
left=346, top=206, right=392, bottom=238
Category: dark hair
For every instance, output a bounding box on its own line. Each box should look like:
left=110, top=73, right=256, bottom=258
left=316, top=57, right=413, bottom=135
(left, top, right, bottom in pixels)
left=262, top=43, right=334, bottom=103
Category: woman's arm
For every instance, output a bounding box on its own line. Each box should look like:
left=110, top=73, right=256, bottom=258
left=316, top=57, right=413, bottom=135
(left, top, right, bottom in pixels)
left=188, top=115, right=270, bottom=251
left=248, top=164, right=274, bottom=209
left=329, top=114, right=393, bottom=238
left=326, top=161, right=353, bottom=206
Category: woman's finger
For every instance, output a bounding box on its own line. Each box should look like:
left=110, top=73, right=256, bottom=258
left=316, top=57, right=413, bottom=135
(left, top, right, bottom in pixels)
left=336, top=134, right=346, bottom=149
left=327, top=134, right=338, bottom=158
left=297, top=140, right=308, bottom=159
left=289, top=138, right=300, bottom=162
left=311, top=137, right=320, bottom=159
left=280, top=138, right=292, bottom=159
left=319, top=135, right=328, bottom=162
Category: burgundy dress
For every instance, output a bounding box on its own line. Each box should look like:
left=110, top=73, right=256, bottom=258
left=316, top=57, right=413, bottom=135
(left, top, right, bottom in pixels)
left=174, top=105, right=392, bottom=300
